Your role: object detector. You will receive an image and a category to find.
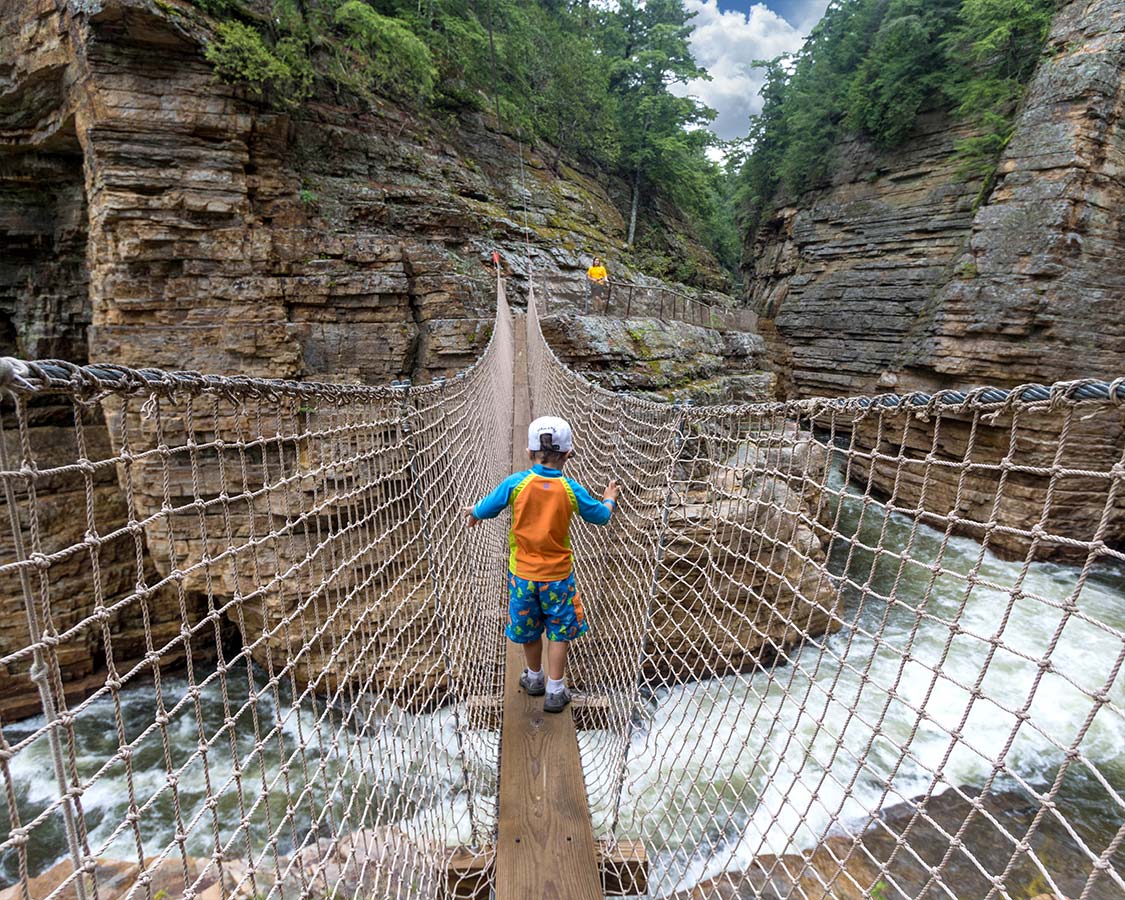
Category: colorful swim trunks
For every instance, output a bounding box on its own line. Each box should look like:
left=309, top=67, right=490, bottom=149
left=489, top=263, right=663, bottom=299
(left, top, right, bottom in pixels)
left=506, top=571, right=588, bottom=643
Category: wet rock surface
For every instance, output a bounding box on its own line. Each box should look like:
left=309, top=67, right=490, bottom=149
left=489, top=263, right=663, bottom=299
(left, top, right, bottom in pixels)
left=676, top=787, right=1124, bottom=900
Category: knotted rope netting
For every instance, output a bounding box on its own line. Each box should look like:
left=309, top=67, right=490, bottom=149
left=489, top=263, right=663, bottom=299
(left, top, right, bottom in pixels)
left=0, top=287, right=512, bottom=900
left=526, top=286, right=1125, bottom=900
left=0, top=273, right=1123, bottom=900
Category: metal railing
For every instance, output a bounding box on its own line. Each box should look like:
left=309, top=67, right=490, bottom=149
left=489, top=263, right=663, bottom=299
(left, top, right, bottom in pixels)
left=547, top=277, right=757, bottom=331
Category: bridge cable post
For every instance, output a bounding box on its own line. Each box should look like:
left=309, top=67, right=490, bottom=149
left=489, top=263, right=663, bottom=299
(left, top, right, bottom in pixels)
left=609, top=398, right=691, bottom=839
left=0, top=397, right=91, bottom=900
left=396, top=377, right=482, bottom=847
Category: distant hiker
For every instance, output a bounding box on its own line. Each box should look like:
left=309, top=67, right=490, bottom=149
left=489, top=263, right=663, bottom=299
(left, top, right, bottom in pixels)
left=586, top=256, right=609, bottom=312
left=586, top=257, right=608, bottom=284
left=463, top=416, right=619, bottom=714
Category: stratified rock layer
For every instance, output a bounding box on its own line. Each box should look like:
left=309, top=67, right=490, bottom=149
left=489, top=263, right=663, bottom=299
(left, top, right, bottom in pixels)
left=746, top=0, right=1125, bottom=560
left=539, top=313, right=774, bottom=403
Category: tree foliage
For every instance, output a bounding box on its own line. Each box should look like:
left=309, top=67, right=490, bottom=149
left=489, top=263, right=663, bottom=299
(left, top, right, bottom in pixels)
left=333, top=1, right=435, bottom=100
left=190, top=0, right=734, bottom=279
left=205, top=21, right=314, bottom=104
left=737, top=0, right=1056, bottom=240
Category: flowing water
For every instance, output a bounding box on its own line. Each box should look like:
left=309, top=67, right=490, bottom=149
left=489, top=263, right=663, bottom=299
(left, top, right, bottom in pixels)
left=3, top=462, right=1123, bottom=897
left=612, top=461, right=1125, bottom=894
left=0, top=669, right=475, bottom=886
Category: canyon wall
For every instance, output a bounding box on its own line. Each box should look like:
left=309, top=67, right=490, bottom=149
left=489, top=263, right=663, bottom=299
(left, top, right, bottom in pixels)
left=746, top=0, right=1125, bottom=560
left=0, top=0, right=725, bottom=718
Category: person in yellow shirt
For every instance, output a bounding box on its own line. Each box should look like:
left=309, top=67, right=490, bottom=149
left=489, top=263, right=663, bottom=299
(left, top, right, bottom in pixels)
left=586, top=257, right=608, bottom=284
left=586, top=257, right=609, bottom=312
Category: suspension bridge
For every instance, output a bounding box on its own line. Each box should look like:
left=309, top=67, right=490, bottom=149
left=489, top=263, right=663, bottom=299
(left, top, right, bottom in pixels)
left=0, top=275, right=1122, bottom=900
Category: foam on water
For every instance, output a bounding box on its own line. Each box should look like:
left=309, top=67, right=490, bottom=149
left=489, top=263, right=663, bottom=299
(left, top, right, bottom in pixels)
left=0, top=667, right=476, bottom=886
left=4, top=466, right=1123, bottom=895
left=612, top=469, right=1125, bottom=893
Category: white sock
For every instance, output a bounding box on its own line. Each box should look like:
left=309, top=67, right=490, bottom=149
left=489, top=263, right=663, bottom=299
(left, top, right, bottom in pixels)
left=547, top=676, right=565, bottom=694
left=526, top=667, right=543, bottom=680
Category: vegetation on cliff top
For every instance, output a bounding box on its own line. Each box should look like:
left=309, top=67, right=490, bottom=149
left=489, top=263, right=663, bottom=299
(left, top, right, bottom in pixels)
left=192, top=0, right=737, bottom=280
left=737, top=0, right=1056, bottom=239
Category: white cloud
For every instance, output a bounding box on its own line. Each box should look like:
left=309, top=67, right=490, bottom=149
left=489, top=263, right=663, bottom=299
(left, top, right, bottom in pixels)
left=672, top=0, right=828, bottom=142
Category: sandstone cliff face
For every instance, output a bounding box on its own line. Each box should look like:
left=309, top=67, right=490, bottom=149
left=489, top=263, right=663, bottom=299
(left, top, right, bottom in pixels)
left=747, top=0, right=1124, bottom=399
left=0, top=0, right=727, bottom=719
left=746, top=0, right=1125, bottom=560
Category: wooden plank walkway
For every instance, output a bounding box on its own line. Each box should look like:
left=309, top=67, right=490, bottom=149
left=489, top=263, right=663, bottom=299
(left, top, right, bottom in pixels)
left=495, top=313, right=603, bottom=900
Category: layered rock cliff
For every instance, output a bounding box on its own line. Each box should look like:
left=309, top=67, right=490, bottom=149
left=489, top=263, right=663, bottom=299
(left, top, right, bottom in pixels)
left=745, top=0, right=1125, bottom=560
left=747, top=0, right=1124, bottom=399
left=0, top=0, right=729, bottom=719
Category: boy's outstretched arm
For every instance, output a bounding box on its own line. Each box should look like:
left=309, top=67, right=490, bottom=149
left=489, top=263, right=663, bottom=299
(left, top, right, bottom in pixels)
left=569, top=478, right=619, bottom=525
left=463, top=472, right=524, bottom=529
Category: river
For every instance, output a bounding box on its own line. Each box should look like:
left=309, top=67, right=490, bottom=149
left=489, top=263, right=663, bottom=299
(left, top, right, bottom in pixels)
left=3, top=462, right=1123, bottom=897
left=610, top=462, right=1125, bottom=895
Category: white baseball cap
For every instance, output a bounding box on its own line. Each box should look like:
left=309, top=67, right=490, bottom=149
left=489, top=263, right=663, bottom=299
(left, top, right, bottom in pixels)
left=528, top=415, right=573, bottom=453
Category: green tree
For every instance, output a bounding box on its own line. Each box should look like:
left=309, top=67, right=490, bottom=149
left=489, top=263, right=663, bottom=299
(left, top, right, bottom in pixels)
left=599, top=0, right=712, bottom=246
left=529, top=23, right=619, bottom=172
left=333, top=1, right=436, bottom=101
left=943, top=0, right=1054, bottom=192
left=845, top=0, right=960, bottom=146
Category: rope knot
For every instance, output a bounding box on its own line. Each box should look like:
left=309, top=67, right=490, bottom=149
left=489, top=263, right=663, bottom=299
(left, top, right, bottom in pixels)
left=0, top=357, right=34, bottom=393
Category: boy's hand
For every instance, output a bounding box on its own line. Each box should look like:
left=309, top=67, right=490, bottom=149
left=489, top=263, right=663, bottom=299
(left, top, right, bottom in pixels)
left=462, top=506, right=478, bottom=528
left=603, top=480, right=619, bottom=505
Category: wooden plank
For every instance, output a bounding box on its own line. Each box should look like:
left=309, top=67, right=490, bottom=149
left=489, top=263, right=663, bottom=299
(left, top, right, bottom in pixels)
left=464, top=693, right=616, bottom=732
left=496, top=312, right=602, bottom=900
left=600, top=839, right=649, bottom=896
left=443, top=846, right=492, bottom=900
left=443, top=840, right=648, bottom=898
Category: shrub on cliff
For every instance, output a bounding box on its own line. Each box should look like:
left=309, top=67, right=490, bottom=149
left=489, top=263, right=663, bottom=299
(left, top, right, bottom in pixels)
left=333, top=1, right=436, bottom=102
left=205, top=21, right=314, bottom=104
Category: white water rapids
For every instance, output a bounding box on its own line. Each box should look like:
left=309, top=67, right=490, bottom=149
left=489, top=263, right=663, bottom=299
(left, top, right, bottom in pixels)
left=2, top=465, right=1123, bottom=897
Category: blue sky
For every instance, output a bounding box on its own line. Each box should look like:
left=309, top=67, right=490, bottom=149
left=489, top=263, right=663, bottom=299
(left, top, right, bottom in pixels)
left=674, top=0, right=830, bottom=142
left=715, top=0, right=828, bottom=28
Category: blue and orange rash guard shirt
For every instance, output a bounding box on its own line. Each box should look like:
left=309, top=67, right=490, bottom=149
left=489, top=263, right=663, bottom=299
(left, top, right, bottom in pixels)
left=472, top=464, right=615, bottom=581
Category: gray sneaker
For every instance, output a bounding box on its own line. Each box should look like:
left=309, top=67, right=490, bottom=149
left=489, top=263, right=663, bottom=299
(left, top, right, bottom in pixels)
left=543, top=687, right=572, bottom=714
left=519, top=670, right=545, bottom=696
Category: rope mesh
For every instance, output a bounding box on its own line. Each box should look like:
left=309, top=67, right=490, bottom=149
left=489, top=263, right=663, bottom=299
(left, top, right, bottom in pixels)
left=0, top=286, right=512, bottom=900
left=526, top=286, right=1125, bottom=899
left=0, top=275, right=1123, bottom=900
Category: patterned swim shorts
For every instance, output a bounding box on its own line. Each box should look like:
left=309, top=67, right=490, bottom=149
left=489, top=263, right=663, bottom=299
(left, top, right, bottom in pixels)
left=505, top=571, right=588, bottom=643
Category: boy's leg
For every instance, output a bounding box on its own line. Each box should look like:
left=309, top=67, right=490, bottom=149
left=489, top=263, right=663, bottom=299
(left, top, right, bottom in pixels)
left=523, top=636, right=544, bottom=674
left=542, top=573, right=587, bottom=713
left=546, top=638, right=568, bottom=681
left=506, top=573, right=545, bottom=695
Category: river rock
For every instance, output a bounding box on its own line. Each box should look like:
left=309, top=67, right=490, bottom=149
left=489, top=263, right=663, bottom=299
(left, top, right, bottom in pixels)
left=674, top=787, right=1120, bottom=900
left=645, top=423, right=840, bottom=681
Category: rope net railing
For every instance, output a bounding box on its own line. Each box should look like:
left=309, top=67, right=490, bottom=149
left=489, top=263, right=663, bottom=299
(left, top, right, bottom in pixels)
left=0, top=270, right=1123, bottom=900
left=527, top=285, right=1125, bottom=900
left=0, top=284, right=513, bottom=900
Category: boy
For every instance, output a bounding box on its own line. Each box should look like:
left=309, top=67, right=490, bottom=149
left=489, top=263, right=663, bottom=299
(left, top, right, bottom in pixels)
left=463, top=416, right=619, bottom=713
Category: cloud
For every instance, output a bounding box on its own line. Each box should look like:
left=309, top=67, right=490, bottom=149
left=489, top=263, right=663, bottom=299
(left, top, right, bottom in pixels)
left=672, top=0, right=828, bottom=143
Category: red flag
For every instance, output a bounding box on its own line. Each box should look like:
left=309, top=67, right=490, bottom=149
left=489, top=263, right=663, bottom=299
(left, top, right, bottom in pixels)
left=491, top=251, right=500, bottom=264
